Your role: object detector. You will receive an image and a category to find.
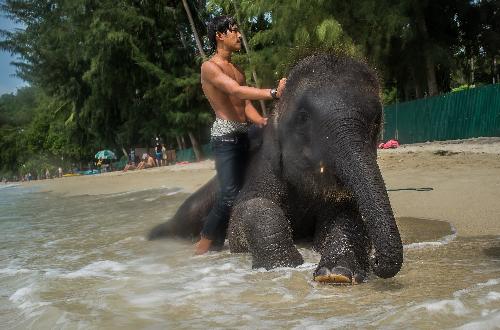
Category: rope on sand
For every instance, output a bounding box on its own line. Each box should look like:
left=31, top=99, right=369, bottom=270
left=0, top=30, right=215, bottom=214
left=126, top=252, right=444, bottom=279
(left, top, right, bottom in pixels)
left=387, top=187, right=434, bottom=192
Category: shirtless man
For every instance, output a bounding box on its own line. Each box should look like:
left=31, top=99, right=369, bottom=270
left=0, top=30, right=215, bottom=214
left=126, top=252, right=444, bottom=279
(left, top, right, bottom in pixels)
left=195, top=15, right=286, bottom=255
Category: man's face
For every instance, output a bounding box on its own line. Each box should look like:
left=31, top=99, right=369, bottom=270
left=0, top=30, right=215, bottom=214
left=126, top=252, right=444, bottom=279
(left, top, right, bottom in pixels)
left=219, top=24, right=242, bottom=51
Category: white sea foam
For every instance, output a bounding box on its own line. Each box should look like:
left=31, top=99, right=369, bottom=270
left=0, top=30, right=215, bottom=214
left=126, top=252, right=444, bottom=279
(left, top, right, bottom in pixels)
left=136, top=264, right=171, bottom=275
left=9, top=285, right=50, bottom=313
left=0, top=267, right=32, bottom=275
left=112, top=236, right=143, bottom=246
left=102, top=187, right=182, bottom=199
left=454, top=278, right=500, bottom=298
left=296, top=262, right=317, bottom=270
left=61, top=260, right=126, bottom=278
left=42, top=237, right=71, bottom=248
left=414, top=299, right=468, bottom=315
left=456, top=310, right=500, bottom=330
left=478, top=279, right=499, bottom=287
left=9, top=286, right=34, bottom=303
left=127, top=292, right=172, bottom=307
left=485, top=292, right=500, bottom=301
left=404, top=224, right=457, bottom=250
left=0, top=184, right=20, bottom=190
left=43, top=268, right=64, bottom=278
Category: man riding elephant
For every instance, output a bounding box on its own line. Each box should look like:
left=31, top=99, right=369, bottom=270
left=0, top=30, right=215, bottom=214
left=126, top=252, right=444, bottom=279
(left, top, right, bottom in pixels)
left=194, top=15, right=286, bottom=255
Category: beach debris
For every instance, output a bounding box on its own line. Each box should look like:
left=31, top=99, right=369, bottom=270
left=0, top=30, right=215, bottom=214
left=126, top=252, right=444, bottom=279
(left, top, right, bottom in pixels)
left=378, top=139, right=400, bottom=149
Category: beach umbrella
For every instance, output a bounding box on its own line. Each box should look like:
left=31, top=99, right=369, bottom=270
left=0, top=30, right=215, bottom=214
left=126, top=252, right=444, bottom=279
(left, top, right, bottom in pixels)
left=94, top=150, right=117, bottom=160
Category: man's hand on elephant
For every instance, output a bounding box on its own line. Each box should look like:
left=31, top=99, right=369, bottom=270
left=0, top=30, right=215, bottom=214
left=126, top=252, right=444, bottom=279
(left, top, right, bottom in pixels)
left=276, top=78, right=286, bottom=98
left=257, top=117, right=268, bottom=127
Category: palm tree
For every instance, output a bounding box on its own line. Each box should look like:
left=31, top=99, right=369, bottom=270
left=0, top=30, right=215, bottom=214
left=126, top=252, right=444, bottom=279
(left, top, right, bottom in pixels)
left=181, top=0, right=206, bottom=161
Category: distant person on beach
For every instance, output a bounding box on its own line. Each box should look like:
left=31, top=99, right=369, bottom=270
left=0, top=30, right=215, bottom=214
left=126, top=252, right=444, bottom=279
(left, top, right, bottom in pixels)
left=129, top=148, right=136, bottom=165
left=123, top=153, right=156, bottom=172
left=45, top=168, right=50, bottom=179
left=155, top=140, right=162, bottom=167
left=194, top=15, right=286, bottom=255
left=138, top=153, right=156, bottom=170
left=161, top=144, right=167, bottom=166
left=58, top=167, right=63, bottom=178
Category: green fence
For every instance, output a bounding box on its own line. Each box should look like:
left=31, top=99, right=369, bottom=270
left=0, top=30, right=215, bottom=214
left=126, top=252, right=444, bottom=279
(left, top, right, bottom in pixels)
left=175, top=143, right=213, bottom=162
left=383, top=84, right=500, bottom=144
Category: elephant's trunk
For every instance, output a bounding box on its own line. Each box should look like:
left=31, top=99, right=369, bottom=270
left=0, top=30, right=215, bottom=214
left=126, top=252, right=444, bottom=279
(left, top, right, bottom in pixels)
left=332, top=143, right=403, bottom=278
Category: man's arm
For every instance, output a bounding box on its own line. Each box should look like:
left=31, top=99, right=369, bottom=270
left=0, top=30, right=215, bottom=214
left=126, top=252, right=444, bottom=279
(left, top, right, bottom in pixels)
left=244, top=100, right=267, bottom=126
left=201, top=61, right=273, bottom=101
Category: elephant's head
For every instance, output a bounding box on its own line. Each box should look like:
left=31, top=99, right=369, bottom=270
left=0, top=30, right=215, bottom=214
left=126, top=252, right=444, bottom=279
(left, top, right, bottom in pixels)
left=274, top=54, right=403, bottom=278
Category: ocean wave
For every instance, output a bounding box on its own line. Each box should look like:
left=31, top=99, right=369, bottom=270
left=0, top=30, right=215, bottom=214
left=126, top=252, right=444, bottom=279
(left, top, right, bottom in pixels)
left=0, top=267, right=33, bottom=275
left=404, top=224, right=457, bottom=250
left=101, top=187, right=183, bottom=199
left=484, top=292, right=500, bottom=302
left=136, top=263, right=171, bottom=275
left=60, top=260, right=127, bottom=278
left=454, top=278, right=500, bottom=298
left=0, top=184, right=20, bottom=190
left=457, top=310, right=500, bottom=330
left=413, top=298, right=468, bottom=315
left=9, top=284, right=51, bottom=313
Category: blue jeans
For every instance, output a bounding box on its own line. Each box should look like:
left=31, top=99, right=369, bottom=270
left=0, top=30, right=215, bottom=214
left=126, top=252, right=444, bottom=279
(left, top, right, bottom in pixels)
left=200, top=133, right=249, bottom=242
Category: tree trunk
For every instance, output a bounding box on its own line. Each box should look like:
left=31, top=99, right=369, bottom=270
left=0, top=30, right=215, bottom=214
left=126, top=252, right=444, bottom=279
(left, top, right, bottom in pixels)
left=470, top=57, right=475, bottom=84
left=121, top=147, right=128, bottom=158
left=178, top=29, right=188, bottom=49
left=409, top=66, right=422, bottom=99
left=188, top=131, right=203, bottom=161
left=415, top=82, right=423, bottom=99
left=493, top=57, right=497, bottom=84
left=176, top=135, right=183, bottom=150
left=181, top=136, right=187, bottom=149
left=233, top=1, right=267, bottom=116
left=413, top=1, right=438, bottom=96
left=181, top=0, right=206, bottom=59
left=424, top=54, right=438, bottom=96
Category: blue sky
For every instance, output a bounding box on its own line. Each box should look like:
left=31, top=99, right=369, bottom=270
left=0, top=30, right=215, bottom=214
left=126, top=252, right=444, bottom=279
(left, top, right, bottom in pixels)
left=0, top=12, right=27, bottom=96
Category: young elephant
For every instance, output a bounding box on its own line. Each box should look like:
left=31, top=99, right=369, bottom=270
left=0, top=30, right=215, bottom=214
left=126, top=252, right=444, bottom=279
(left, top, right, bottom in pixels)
left=149, top=54, right=403, bottom=284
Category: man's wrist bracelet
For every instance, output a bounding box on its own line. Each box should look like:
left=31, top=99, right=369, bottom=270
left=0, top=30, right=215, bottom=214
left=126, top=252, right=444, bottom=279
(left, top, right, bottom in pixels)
left=270, top=88, right=279, bottom=100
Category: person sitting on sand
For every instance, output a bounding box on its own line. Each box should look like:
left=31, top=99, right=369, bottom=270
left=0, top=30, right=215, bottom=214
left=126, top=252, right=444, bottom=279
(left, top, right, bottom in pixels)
left=123, top=163, right=137, bottom=172
left=123, top=153, right=155, bottom=172
left=137, top=153, right=156, bottom=170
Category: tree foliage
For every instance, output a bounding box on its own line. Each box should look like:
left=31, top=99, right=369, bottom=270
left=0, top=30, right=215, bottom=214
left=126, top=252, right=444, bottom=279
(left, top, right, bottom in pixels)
left=0, top=0, right=498, bottom=178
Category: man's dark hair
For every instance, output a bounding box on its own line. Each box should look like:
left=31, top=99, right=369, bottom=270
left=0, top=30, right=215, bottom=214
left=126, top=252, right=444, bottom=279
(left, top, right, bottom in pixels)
left=207, top=15, right=237, bottom=52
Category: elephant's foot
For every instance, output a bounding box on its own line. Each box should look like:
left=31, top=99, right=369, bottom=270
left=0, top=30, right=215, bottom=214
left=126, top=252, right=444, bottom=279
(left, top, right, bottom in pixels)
left=313, top=265, right=367, bottom=284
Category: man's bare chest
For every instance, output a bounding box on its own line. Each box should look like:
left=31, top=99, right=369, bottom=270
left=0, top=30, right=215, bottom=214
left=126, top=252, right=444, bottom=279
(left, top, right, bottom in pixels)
left=211, top=60, right=244, bottom=84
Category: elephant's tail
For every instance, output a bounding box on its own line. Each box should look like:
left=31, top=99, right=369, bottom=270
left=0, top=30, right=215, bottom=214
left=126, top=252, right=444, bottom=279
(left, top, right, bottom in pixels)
left=147, top=220, right=176, bottom=240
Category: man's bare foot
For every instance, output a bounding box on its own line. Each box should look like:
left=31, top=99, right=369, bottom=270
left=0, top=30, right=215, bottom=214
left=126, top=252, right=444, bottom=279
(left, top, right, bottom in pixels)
left=194, top=237, right=213, bottom=255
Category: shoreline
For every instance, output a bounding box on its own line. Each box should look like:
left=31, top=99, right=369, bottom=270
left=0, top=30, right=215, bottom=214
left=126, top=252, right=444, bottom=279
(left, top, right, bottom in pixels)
left=22, top=138, right=500, bottom=238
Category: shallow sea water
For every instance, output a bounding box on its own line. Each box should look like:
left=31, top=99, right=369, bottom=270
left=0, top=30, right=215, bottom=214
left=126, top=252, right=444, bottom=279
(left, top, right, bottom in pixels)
left=0, top=184, right=499, bottom=329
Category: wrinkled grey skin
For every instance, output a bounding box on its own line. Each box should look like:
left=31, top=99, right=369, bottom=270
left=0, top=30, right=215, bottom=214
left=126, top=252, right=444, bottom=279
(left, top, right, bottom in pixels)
left=149, top=54, right=403, bottom=282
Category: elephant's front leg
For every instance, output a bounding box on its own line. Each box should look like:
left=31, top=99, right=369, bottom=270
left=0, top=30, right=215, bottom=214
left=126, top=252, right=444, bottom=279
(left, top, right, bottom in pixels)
left=230, top=197, right=303, bottom=269
left=313, top=204, right=370, bottom=284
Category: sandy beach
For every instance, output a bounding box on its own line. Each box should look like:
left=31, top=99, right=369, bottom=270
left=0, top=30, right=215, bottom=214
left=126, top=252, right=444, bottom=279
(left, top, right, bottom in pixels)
left=25, top=137, right=500, bottom=238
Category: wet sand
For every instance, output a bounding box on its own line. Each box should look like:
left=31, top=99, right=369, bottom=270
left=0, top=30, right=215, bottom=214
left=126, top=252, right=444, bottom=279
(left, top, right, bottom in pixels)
left=26, top=137, right=500, bottom=238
